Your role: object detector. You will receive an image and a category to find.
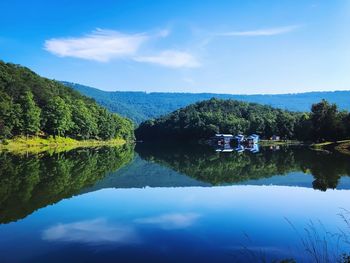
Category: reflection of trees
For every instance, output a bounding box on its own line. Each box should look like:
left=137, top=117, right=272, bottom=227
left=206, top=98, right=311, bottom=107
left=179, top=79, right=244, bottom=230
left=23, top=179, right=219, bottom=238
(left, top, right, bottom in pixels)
left=136, top=143, right=300, bottom=185
left=0, top=146, right=134, bottom=224
left=136, top=143, right=350, bottom=191
left=295, top=150, right=350, bottom=191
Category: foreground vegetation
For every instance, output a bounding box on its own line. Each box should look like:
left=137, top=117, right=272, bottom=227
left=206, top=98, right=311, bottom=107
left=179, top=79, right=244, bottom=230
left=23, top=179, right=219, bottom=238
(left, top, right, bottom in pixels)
left=240, top=210, right=350, bottom=263
left=136, top=98, right=350, bottom=142
left=0, top=61, right=134, bottom=142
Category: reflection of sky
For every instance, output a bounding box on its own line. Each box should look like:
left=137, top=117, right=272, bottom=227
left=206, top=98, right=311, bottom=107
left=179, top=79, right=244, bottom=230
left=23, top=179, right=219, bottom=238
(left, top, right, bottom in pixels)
left=1, top=185, right=350, bottom=262
left=134, top=212, right=201, bottom=229
left=42, top=218, right=139, bottom=244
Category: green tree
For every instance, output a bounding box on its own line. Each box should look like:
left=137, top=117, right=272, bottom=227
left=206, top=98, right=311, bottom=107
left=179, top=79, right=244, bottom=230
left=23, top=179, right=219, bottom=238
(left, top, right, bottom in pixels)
left=20, top=90, right=41, bottom=136
left=97, top=108, right=116, bottom=140
left=275, top=111, right=297, bottom=139
left=0, top=92, right=22, bottom=138
left=310, top=100, right=339, bottom=141
left=113, top=114, right=135, bottom=141
left=43, top=97, right=73, bottom=137
left=295, top=113, right=313, bottom=141
left=71, top=100, right=98, bottom=139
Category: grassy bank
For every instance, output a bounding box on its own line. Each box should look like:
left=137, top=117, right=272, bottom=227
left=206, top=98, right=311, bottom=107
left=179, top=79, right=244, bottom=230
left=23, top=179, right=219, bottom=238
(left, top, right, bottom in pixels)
left=259, top=139, right=350, bottom=156
left=259, top=140, right=303, bottom=146
left=311, top=139, right=350, bottom=155
left=0, top=136, right=127, bottom=154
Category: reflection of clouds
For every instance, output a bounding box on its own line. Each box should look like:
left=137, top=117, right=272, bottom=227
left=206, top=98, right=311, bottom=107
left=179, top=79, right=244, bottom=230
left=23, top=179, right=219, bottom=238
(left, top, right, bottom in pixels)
left=231, top=245, right=285, bottom=253
left=42, top=218, right=139, bottom=244
left=135, top=213, right=200, bottom=229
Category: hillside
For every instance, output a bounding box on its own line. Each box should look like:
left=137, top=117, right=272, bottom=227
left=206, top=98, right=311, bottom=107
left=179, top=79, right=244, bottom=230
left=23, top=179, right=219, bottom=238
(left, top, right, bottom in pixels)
left=135, top=98, right=302, bottom=140
left=63, top=81, right=350, bottom=124
left=135, top=98, right=350, bottom=142
left=0, top=61, right=134, bottom=140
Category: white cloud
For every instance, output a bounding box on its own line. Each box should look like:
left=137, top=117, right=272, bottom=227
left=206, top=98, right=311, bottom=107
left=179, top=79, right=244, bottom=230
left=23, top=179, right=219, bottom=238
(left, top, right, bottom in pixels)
left=134, top=50, right=200, bottom=68
left=157, top=29, right=170, bottom=38
left=44, top=28, right=201, bottom=69
left=134, top=213, right=201, bottom=229
left=183, top=77, right=196, bottom=85
left=42, top=218, right=139, bottom=244
left=218, top=25, right=301, bottom=37
left=44, top=29, right=148, bottom=62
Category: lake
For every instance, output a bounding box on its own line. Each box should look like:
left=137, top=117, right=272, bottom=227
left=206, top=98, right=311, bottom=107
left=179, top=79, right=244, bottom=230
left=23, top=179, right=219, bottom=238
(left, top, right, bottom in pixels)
left=1, top=143, right=350, bottom=262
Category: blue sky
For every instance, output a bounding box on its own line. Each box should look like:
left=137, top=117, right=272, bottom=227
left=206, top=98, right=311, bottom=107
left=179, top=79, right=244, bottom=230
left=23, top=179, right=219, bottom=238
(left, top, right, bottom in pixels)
left=0, top=0, right=349, bottom=94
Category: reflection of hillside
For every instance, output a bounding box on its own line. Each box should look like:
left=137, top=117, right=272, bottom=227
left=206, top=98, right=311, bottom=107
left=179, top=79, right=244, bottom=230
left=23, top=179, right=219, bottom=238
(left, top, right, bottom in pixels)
left=136, top=143, right=350, bottom=191
left=0, top=146, right=133, bottom=224
left=85, top=155, right=210, bottom=192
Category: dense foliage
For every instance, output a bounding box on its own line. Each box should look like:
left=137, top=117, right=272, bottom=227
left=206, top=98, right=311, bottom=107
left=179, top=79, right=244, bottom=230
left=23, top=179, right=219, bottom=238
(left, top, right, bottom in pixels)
left=135, top=98, right=350, bottom=142
left=0, top=61, right=134, bottom=140
left=64, top=82, right=350, bottom=124
left=0, top=145, right=134, bottom=224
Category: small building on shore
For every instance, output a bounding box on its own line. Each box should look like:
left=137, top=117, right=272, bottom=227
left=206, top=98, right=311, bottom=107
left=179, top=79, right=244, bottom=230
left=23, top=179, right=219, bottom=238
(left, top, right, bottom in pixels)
left=235, top=134, right=245, bottom=143
left=246, top=134, right=259, bottom=144
left=271, top=135, right=280, bottom=141
left=212, top=134, right=234, bottom=145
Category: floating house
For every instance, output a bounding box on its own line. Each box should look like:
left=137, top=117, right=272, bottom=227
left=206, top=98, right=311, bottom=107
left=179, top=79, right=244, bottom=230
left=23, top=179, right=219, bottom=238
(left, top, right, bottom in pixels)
left=235, top=144, right=245, bottom=153
left=215, top=143, right=234, bottom=152
left=210, top=133, right=259, bottom=153
left=212, top=134, right=234, bottom=145
left=235, top=134, right=245, bottom=144
left=246, top=134, right=259, bottom=144
left=247, top=143, right=259, bottom=153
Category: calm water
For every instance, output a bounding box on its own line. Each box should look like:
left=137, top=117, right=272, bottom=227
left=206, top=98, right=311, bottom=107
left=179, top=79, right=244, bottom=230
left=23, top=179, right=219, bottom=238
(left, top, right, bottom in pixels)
left=1, top=143, right=350, bottom=262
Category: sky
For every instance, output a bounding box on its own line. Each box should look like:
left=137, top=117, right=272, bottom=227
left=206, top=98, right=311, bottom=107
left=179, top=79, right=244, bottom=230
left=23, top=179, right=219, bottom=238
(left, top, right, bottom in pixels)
left=0, top=0, right=349, bottom=94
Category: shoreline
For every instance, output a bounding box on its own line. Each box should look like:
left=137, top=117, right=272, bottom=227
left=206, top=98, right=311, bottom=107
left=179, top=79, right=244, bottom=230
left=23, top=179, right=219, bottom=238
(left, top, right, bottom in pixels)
left=310, top=140, right=350, bottom=155
left=259, top=140, right=304, bottom=146
left=0, top=136, right=128, bottom=154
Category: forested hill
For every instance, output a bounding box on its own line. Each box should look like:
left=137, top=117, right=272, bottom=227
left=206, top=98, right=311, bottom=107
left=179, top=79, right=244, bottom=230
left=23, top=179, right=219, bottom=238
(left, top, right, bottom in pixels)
left=135, top=98, right=350, bottom=142
left=135, top=98, right=303, bottom=141
left=63, top=81, right=350, bottom=124
left=0, top=61, right=134, bottom=140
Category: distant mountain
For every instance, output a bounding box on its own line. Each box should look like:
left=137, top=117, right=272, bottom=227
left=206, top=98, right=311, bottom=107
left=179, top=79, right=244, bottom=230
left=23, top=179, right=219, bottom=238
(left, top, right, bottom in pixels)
left=62, top=81, right=350, bottom=124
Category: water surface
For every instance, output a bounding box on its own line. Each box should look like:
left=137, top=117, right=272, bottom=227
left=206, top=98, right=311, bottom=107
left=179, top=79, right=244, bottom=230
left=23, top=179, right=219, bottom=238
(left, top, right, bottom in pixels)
left=1, top=144, right=350, bottom=262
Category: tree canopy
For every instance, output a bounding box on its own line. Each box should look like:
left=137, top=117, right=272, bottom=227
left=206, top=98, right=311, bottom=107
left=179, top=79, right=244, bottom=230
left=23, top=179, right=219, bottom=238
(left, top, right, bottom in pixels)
left=135, top=98, right=350, bottom=142
left=0, top=61, right=134, bottom=141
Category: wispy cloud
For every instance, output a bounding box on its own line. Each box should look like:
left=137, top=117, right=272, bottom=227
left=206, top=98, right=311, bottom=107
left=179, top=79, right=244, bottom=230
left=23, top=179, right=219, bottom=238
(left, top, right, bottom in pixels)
left=42, top=218, right=139, bottom=244
left=44, top=29, right=148, bottom=62
left=156, top=29, right=170, bottom=38
left=134, top=213, right=201, bottom=229
left=183, top=77, right=196, bottom=85
left=134, top=50, right=200, bottom=68
left=44, top=28, right=199, bottom=69
left=218, top=25, right=301, bottom=37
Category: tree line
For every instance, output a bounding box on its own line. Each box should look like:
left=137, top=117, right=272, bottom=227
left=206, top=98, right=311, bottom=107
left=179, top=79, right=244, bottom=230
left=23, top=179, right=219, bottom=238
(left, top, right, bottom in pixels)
left=64, top=82, right=350, bottom=125
left=135, top=98, right=350, bottom=142
left=0, top=61, right=134, bottom=140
